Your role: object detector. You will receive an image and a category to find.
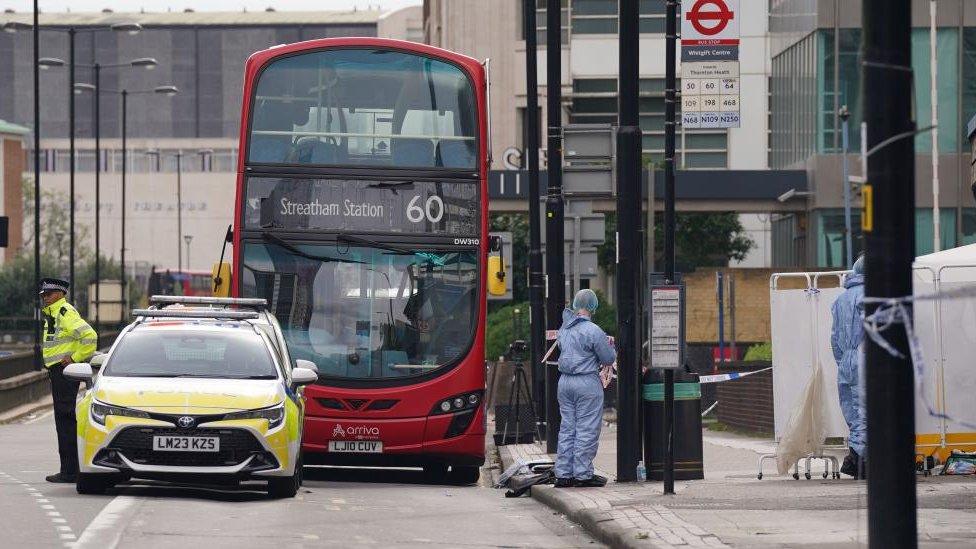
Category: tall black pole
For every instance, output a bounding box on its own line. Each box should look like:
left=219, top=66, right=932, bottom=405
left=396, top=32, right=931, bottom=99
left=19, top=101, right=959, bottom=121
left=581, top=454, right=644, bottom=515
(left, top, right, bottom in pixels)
left=120, top=90, right=127, bottom=323
left=68, top=28, right=76, bottom=303
left=615, top=0, right=642, bottom=483
left=862, top=0, right=917, bottom=546
left=32, top=0, right=41, bottom=368
left=662, top=0, right=678, bottom=495
left=93, top=62, right=101, bottom=326
left=523, top=0, right=546, bottom=428
left=544, top=0, right=565, bottom=453
left=176, top=151, right=183, bottom=273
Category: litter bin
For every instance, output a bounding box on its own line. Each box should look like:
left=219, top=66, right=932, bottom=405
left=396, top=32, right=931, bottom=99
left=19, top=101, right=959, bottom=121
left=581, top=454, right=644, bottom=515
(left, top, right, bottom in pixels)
left=643, top=370, right=704, bottom=480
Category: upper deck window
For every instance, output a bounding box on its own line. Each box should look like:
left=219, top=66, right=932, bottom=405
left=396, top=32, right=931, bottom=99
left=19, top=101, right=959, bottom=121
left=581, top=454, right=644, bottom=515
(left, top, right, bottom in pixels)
left=248, top=48, right=478, bottom=169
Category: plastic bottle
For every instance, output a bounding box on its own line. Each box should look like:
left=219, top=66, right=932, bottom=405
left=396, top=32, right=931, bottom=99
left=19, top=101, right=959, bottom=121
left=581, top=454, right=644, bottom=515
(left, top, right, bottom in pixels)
left=636, top=460, right=646, bottom=481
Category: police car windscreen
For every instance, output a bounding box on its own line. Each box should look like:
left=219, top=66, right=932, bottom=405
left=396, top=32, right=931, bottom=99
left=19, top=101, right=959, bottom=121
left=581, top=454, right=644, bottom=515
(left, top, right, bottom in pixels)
left=103, top=330, right=278, bottom=379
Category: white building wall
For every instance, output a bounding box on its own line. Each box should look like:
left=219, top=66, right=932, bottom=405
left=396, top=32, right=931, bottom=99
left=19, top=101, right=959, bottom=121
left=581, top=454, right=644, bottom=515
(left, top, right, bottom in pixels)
left=38, top=169, right=236, bottom=274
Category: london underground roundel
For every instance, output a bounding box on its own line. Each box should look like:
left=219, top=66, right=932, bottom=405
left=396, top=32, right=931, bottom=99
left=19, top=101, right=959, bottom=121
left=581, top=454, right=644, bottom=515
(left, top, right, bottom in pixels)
left=681, top=0, right=739, bottom=44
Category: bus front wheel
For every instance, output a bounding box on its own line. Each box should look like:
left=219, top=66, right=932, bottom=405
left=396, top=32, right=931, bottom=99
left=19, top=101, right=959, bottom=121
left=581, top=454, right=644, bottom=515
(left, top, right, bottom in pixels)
left=448, top=465, right=480, bottom=485
left=423, top=463, right=448, bottom=483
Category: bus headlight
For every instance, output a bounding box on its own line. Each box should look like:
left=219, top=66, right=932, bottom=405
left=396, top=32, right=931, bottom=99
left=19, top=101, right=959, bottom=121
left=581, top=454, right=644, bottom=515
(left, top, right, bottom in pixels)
left=224, top=403, right=285, bottom=429
left=431, top=391, right=483, bottom=415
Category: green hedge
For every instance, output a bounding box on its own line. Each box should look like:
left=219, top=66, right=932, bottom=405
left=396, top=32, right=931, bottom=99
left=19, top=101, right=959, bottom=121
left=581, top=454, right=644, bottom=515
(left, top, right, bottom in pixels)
left=743, top=342, right=772, bottom=361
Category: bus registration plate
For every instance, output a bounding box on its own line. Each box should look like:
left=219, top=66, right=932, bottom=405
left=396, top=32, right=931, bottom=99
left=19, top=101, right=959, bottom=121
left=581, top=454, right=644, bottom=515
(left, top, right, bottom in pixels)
left=329, top=440, right=383, bottom=453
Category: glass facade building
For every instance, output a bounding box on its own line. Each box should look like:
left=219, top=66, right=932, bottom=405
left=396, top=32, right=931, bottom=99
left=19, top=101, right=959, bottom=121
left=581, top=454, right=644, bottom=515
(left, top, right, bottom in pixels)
left=770, top=1, right=976, bottom=267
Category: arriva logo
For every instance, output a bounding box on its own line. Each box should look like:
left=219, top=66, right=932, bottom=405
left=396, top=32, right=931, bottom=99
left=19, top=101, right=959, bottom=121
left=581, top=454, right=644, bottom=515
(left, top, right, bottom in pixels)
left=332, top=424, right=381, bottom=439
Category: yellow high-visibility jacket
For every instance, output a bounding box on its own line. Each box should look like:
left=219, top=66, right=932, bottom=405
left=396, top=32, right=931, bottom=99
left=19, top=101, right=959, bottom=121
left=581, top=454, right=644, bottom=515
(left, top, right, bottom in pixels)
left=41, top=297, right=97, bottom=367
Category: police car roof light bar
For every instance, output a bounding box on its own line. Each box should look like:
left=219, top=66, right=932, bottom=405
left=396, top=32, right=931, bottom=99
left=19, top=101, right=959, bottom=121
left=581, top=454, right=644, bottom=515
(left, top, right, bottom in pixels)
left=132, top=309, right=261, bottom=320
left=149, top=296, right=268, bottom=309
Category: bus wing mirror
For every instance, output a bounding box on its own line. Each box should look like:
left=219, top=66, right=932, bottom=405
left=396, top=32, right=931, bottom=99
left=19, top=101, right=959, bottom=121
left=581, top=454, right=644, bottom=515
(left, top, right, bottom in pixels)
left=212, top=262, right=232, bottom=297
left=487, top=256, right=506, bottom=296
left=487, top=235, right=506, bottom=297
left=488, top=236, right=508, bottom=296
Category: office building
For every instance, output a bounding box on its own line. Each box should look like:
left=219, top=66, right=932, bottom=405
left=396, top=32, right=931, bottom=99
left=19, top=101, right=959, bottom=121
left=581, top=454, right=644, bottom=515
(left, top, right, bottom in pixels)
left=770, top=0, right=976, bottom=266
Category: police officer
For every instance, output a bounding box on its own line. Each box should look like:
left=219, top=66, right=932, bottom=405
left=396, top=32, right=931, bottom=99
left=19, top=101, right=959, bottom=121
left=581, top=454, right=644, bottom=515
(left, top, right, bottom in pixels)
left=39, top=278, right=97, bottom=483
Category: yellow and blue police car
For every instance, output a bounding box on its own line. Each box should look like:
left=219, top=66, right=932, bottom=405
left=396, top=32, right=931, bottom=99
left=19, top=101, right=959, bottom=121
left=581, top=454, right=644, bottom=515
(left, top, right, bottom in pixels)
left=63, top=296, right=317, bottom=498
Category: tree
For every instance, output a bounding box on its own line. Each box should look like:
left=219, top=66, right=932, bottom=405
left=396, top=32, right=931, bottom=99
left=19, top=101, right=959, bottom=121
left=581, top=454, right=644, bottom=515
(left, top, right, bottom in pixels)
left=598, top=211, right=754, bottom=274
left=21, top=175, right=93, bottom=274
left=484, top=301, right=529, bottom=361
left=2, top=176, right=143, bottom=323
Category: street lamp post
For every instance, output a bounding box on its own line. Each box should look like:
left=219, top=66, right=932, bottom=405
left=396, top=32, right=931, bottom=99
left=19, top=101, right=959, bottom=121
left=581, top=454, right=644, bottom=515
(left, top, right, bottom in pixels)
left=112, top=86, right=177, bottom=321
left=120, top=88, right=125, bottom=321
left=94, top=62, right=100, bottom=325
left=177, top=151, right=183, bottom=273
left=32, top=0, right=40, bottom=368
left=145, top=149, right=186, bottom=272
left=4, top=21, right=143, bottom=303
left=184, top=235, right=193, bottom=270
left=840, top=106, right=853, bottom=267
left=73, top=57, right=157, bottom=325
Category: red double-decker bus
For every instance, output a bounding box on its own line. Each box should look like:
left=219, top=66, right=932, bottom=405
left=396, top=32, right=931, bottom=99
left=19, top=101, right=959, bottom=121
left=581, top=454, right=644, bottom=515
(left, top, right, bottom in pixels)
left=229, top=38, right=497, bottom=483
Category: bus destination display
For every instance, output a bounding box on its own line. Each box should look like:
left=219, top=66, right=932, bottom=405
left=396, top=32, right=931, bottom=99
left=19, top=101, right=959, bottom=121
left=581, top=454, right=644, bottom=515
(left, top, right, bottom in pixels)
left=244, top=177, right=479, bottom=236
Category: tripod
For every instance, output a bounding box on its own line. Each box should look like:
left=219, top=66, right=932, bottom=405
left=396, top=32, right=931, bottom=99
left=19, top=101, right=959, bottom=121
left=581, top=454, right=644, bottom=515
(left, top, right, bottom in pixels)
left=501, top=363, right=544, bottom=445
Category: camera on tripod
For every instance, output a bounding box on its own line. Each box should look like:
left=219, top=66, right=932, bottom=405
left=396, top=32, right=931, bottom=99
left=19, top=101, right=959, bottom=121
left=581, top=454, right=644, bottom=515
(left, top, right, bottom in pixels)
left=492, top=338, right=541, bottom=445
left=506, top=339, right=528, bottom=363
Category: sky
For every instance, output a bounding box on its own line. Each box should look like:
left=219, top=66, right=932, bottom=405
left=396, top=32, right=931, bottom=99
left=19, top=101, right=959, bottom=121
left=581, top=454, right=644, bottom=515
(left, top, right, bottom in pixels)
left=1, top=0, right=421, bottom=13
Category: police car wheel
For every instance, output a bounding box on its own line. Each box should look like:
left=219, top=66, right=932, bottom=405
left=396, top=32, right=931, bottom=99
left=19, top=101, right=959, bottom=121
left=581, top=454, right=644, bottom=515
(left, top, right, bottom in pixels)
left=267, top=467, right=300, bottom=499
left=76, top=473, right=112, bottom=495
left=297, top=453, right=304, bottom=487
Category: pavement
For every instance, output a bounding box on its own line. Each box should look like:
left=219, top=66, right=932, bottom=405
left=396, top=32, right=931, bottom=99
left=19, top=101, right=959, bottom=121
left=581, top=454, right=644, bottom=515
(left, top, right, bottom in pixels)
left=496, top=421, right=976, bottom=548
left=0, top=405, right=603, bottom=549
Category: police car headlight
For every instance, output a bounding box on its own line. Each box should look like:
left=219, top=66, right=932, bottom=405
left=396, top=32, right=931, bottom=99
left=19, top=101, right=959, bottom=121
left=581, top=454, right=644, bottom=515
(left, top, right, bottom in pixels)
left=224, top=403, right=285, bottom=429
left=90, top=400, right=150, bottom=426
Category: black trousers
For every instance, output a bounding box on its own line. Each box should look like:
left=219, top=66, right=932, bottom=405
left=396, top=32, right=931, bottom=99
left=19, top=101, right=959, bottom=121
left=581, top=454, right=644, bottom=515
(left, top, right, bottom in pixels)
left=48, top=364, right=80, bottom=475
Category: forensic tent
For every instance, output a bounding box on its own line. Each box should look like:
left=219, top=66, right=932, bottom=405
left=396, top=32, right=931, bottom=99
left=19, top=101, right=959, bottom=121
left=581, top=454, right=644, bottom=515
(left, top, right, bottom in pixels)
left=913, top=243, right=976, bottom=460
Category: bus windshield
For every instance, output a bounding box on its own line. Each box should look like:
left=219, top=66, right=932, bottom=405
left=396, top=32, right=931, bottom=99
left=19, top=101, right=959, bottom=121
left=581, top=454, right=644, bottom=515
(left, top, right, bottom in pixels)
left=248, top=48, right=478, bottom=169
left=240, top=242, right=478, bottom=380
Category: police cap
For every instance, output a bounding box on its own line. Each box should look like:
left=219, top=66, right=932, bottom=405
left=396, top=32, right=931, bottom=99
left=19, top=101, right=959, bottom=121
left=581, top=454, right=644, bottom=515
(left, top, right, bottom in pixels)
left=39, top=278, right=69, bottom=295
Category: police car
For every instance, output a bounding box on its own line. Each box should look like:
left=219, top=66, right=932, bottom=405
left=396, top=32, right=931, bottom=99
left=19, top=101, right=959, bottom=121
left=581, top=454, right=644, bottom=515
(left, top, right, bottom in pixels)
left=63, top=296, right=317, bottom=498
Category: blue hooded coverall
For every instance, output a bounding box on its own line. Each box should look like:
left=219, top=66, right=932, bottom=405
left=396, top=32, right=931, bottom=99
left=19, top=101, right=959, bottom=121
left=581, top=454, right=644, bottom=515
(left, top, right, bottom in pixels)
left=831, top=257, right=867, bottom=458
left=555, top=295, right=617, bottom=480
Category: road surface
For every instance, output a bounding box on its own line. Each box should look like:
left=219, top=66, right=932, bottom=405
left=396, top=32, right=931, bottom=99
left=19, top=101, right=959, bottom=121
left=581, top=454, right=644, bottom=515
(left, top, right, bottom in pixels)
left=0, top=411, right=599, bottom=549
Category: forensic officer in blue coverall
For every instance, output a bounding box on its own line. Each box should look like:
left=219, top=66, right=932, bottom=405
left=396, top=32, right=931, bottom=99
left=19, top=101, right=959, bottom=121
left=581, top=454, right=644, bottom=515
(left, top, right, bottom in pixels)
left=554, top=289, right=617, bottom=488
left=831, top=255, right=867, bottom=478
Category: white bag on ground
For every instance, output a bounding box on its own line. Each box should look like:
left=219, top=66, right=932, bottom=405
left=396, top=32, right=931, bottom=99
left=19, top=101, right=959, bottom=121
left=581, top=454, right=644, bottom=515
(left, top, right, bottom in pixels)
left=775, top=362, right=828, bottom=475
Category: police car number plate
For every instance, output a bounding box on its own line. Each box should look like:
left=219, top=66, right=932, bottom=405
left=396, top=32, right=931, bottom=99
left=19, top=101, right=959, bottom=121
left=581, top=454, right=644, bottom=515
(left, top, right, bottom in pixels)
left=152, top=436, right=220, bottom=452
left=328, top=440, right=382, bottom=453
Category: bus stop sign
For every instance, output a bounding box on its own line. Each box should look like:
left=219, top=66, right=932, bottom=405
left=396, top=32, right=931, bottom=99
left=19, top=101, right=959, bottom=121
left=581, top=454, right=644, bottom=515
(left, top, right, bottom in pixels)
left=683, top=0, right=738, bottom=41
